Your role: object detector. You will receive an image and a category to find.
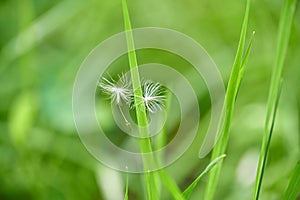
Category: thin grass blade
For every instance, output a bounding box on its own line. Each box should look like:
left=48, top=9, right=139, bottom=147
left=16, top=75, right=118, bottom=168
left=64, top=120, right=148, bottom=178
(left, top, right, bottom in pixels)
left=235, top=31, right=255, bottom=99
left=124, top=170, right=129, bottom=200
left=283, top=161, right=300, bottom=200
left=253, top=0, right=297, bottom=199
left=183, top=154, right=226, bottom=199
left=255, top=80, right=283, bottom=200
left=204, top=0, right=251, bottom=199
left=122, top=0, right=157, bottom=199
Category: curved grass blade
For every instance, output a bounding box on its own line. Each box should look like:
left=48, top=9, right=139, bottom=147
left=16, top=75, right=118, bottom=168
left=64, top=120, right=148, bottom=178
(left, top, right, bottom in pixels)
left=253, top=0, right=297, bottom=199
left=283, top=161, right=300, bottom=200
left=183, top=154, right=226, bottom=199
left=204, top=0, right=251, bottom=199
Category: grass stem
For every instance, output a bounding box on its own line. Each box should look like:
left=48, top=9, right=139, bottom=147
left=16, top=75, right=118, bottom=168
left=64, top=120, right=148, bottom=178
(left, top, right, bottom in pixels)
left=122, top=0, right=158, bottom=199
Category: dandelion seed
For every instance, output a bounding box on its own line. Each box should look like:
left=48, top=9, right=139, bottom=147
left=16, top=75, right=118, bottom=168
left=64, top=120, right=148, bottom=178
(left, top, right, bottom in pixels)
left=98, top=74, right=132, bottom=127
left=98, top=74, right=132, bottom=105
left=136, top=80, right=165, bottom=113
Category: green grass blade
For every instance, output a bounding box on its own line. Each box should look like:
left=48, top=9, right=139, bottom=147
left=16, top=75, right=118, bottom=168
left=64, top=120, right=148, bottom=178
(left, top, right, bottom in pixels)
left=283, top=161, right=300, bottom=200
left=204, top=0, right=251, bottom=199
left=265, top=0, right=297, bottom=128
left=122, top=0, right=157, bottom=199
left=254, top=80, right=283, bottom=199
left=183, top=154, right=226, bottom=199
left=253, top=0, right=297, bottom=199
left=124, top=170, right=129, bottom=200
left=235, top=31, right=255, bottom=99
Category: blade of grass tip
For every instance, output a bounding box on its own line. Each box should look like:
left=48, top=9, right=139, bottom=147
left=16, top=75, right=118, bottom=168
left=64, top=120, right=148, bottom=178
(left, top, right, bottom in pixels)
left=121, top=0, right=157, bottom=199
left=254, top=0, right=297, bottom=199
left=204, top=0, right=251, bottom=199
left=183, top=154, right=226, bottom=199
left=235, top=31, right=255, bottom=100
left=124, top=167, right=129, bottom=200
left=283, top=161, right=300, bottom=200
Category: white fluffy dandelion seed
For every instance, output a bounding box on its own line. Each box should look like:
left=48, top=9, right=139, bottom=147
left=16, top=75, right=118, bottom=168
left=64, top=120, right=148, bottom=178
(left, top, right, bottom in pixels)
left=98, top=74, right=132, bottom=127
left=98, top=74, right=132, bottom=105
left=138, top=81, right=165, bottom=113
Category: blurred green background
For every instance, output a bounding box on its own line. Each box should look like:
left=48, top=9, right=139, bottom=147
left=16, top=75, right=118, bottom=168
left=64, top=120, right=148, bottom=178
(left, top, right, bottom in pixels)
left=0, top=0, right=299, bottom=199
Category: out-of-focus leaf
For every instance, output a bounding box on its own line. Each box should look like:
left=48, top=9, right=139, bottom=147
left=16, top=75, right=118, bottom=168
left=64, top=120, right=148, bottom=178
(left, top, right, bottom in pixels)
left=9, top=92, right=38, bottom=146
left=96, top=166, right=124, bottom=200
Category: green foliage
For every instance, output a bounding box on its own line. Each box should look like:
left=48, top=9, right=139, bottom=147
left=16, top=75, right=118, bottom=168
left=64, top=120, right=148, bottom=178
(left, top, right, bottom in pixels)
left=0, top=0, right=299, bottom=199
